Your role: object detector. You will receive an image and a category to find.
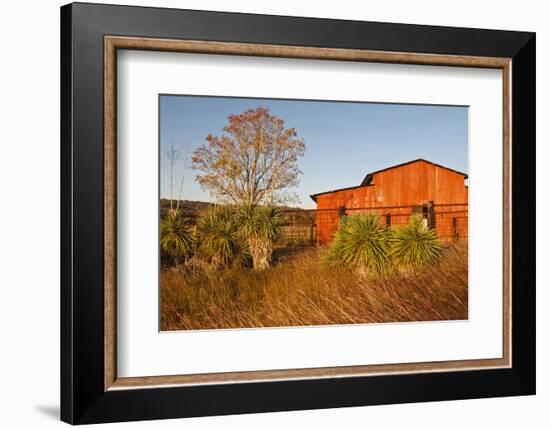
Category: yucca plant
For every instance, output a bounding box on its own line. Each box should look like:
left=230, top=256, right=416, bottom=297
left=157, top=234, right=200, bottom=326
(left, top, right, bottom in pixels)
left=325, top=214, right=391, bottom=276
left=238, top=204, right=282, bottom=270
left=390, top=214, right=443, bottom=269
left=160, top=209, right=194, bottom=264
left=196, top=205, right=249, bottom=268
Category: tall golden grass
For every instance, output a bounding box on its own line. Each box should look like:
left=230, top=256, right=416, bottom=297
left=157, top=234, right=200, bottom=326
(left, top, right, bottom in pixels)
left=160, top=241, right=468, bottom=331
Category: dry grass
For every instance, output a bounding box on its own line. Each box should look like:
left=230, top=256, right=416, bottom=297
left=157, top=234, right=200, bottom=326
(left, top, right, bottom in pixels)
left=160, top=241, right=468, bottom=331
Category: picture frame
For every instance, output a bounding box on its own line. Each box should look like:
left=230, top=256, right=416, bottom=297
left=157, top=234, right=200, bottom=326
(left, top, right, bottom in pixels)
left=60, top=2, right=535, bottom=424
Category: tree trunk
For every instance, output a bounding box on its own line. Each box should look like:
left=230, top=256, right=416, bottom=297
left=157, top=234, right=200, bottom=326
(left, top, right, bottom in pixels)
left=249, top=236, right=272, bottom=271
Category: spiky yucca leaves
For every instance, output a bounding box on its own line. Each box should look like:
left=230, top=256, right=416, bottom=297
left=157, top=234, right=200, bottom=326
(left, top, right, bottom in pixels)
left=391, top=214, right=443, bottom=269
left=196, top=205, right=249, bottom=268
left=326, top=214, right=391, bottom=276
left=160, top=210, right=194, bottom=264
left=238, top=204, right=283, bottom=270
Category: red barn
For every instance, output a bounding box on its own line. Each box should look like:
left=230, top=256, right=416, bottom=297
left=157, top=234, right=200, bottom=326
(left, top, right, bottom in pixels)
left=310, top=159, right=468, bottom=245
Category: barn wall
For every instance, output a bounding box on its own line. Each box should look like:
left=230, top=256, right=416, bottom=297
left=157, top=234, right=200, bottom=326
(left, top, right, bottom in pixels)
left=314, top=161, right=468, bottom=244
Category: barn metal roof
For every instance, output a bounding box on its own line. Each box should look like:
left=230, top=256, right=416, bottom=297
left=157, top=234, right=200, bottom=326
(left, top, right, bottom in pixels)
left=309, top=158, right=468, bottom=202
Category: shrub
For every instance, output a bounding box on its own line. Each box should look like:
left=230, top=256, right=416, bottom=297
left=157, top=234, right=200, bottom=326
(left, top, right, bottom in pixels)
left=238, top=204, right=283, bottom=270
left=325, top=214, right=391, bottom=275
left=196, top=205, right=249, bottom=267
left=160, top=209, right=194, bottom=264
left=390, top=214, right=443, bottom=268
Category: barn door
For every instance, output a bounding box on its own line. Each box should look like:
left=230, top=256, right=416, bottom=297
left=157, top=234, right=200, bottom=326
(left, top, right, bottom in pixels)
left=412, top=201, right=435, bottom=230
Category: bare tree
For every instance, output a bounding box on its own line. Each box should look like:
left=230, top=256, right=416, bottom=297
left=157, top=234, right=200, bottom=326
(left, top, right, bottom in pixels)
left=192, top=107, right=306, bottom=207
left=164, top=143, right=180, bottom=212
left=165, top=142, right=193, bottom=212
left=175, top=144, right=192, bottom=212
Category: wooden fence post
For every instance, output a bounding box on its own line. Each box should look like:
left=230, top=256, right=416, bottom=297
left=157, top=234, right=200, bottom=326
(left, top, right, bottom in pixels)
left=338, top=206, right=346, bottom=219
left=452, top=217, right=458, bottom=240
left=427, top=200, right=436, bottom=230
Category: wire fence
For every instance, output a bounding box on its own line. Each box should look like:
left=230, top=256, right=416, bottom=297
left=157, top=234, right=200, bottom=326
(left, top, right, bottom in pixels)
left=279, top=202, right=468, bottom=246
left=161, top=201, right=468, bottom=247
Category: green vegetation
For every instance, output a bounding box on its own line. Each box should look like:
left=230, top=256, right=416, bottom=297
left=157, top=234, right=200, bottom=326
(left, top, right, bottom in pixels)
left=160, top=203, right=283, bottom=270
left=160, top=209, right=194, bottom=264
left=324, top=213, right=443, bottom=276
left=325, top=214, right=391, bottom=276
left=391, top=214, right=443, bottom=269
left=195, top=205, right=248, bottom=268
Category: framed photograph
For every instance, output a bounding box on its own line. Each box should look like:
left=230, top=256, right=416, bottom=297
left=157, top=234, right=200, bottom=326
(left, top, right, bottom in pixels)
left=60, top=2, right=535, bottom=424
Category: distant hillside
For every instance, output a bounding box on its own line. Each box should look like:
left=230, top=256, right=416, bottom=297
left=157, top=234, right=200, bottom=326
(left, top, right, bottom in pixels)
left=160, top=199, right=312, bottom=218
left=160, top=199, right=214, bottom=217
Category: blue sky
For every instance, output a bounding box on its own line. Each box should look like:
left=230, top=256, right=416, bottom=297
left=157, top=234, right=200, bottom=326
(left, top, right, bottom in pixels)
left=160, top=95, right=468, bottom=209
